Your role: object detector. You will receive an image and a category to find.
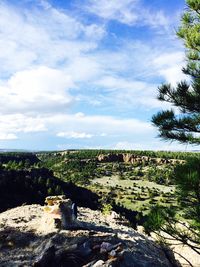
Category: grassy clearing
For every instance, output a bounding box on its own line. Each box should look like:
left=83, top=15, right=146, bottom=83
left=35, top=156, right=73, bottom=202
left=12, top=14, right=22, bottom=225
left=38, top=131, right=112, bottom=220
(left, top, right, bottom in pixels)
left=92, top=175, right=175, bottom=193
left=90, top=174, right=176, bottom=214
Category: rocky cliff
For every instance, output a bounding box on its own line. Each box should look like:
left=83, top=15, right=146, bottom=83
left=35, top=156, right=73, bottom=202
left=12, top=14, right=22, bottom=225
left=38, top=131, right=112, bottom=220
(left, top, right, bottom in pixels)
left=96, top=153, right=185, bottom=165
left=0, top=203, right=180, bottom=267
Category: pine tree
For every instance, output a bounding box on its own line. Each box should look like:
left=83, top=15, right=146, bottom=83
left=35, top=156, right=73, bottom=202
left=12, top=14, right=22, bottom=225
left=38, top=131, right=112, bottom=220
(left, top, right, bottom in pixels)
left=148, top=0, right=200, bottom=255
left=152, top=0, right=200, bottom=144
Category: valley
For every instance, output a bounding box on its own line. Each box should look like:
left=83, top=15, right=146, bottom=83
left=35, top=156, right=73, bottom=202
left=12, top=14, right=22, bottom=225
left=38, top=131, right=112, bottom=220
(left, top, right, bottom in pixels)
left=0, top=149, right=199, bottom=222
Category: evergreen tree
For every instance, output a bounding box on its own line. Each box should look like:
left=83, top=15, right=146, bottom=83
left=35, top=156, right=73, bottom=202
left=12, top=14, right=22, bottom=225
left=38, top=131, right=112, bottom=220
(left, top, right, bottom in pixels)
left=152, top=0, right=200, bottom=144
left=149, top=0, right=200, bottom=255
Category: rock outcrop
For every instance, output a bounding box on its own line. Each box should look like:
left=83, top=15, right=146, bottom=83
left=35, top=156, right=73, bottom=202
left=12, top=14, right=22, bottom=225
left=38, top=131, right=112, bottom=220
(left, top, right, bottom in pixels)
left=43, top=195, right=79, bottom=230
left=0, top=200, right=180, bottom=267
left=97, top=154, right=124, bottom=163
left=97, top=153, right=184, bottom=165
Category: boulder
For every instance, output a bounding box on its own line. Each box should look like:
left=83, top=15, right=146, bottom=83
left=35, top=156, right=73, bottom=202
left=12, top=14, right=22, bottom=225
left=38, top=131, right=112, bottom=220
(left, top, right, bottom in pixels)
left=43, top=196, right=79, bottom=230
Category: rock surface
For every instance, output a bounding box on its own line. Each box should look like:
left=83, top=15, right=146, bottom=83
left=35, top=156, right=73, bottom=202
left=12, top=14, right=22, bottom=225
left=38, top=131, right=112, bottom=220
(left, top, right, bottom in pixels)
left=0, top=204, right=180, bottom=267
left=96, top=153, right=184, bottom=165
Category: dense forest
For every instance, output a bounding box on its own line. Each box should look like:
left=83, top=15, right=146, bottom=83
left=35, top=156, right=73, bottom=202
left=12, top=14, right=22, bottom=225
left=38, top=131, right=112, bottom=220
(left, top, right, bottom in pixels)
left=0, top=152, right=99, bottom=212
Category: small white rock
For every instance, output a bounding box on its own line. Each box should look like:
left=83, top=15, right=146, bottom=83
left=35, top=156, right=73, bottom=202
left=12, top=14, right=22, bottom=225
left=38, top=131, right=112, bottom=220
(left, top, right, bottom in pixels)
left=92, top=259, right=105, bottom=267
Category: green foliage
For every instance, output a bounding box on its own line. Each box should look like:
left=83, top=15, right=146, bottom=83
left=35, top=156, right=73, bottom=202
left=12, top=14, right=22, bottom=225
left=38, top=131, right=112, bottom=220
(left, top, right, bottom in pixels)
left=47, top=187, right=54, bottom=196
left=0, top=167, right=57, bottom=211
left=144, top=205, right=168, bottom=233
left=101, top=203, right=113, bottom=215
left=145, top=204, right=200, bottom=254
left=146, top=166, right=174, bottom=185
left=174, top=157, right=200, bottom=221
left=151, top=1, right=200, bottom=253
left=38, top=149, right=200, bottom=162
left=152, top=0, right=200, bottom=144
left=145, top=158, right=200, bottom=253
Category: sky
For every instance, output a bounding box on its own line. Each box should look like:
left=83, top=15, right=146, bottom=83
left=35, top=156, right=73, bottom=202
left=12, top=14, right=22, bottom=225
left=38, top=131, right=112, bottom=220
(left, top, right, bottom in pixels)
left=0, top=0, right=195, bottom=151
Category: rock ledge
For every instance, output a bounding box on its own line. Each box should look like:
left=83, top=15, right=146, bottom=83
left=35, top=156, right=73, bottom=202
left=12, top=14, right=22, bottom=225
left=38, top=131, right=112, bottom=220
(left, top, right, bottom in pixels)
left=0, top=204, right=179, bottom=267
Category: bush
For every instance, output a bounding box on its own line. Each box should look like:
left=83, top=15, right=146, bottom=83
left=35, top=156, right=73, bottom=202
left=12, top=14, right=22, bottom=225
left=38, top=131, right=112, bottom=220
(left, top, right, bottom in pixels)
left=101, top=203, right=113, bottom=215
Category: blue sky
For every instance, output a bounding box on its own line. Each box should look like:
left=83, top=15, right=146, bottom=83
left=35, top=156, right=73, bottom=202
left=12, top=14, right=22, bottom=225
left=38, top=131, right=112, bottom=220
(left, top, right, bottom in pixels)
left=0, top=0, right=194, bottom=151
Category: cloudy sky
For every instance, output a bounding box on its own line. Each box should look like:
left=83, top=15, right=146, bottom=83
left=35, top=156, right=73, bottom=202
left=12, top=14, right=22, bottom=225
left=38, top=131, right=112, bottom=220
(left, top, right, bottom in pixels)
left=0, top=0, right=193, bottom=151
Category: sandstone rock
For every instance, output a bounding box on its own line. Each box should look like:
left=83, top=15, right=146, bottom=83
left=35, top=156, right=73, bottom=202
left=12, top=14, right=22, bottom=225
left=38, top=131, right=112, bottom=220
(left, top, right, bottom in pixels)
left=123, top=154, right=135, bottom=163
left=43, top=196, right=79, bottom=230
left=137, top=225, right=145, bottom=235
left=0, top=203, right=180, bottom=267
left=45, top=195, right=66, bottom=206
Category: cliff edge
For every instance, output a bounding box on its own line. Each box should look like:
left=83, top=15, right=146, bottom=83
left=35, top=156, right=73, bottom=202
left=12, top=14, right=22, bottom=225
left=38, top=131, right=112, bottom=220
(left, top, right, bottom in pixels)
left=0, top=203, right=180, bottom=267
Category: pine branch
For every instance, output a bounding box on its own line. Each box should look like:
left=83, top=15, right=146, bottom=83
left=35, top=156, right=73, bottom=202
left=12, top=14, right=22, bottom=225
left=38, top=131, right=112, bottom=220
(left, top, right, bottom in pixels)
left=173, top=251, right=193, bottom=267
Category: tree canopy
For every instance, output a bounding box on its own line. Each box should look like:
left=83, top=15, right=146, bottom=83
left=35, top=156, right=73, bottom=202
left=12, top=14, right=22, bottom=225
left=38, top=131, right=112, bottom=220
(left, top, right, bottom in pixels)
left=152, top=0, right=200, bottom=145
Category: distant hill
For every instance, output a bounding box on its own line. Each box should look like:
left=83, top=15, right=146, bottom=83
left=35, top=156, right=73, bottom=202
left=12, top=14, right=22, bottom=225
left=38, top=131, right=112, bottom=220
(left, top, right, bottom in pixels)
left=0, top=149, right=30, bottom=152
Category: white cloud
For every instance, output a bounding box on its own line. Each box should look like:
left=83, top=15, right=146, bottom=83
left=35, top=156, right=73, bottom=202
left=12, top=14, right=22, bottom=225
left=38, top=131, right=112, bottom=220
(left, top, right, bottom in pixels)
left=94, top=76, right=170, bottom=109
left=159, top=66, right=187, bottom=87
left=57, top=131, right=94, bottom=139
left=93, top=42, right=185, bottom=84
left=160, top=66, right=187, bottom=86
left=65, top=56, right=102, bottom=82
left=97, top=76, right=146, bottom=92
left=114, top=140, right=192, bottom=151
left=0, top=66, right=74, bottom=114
left=0, top=1, right=185, bottom=116
left=0, top=2, right=105, bottom=76
left=0, top=1, right=107, bottom=117
left=0, top=111, right=153, bottom=144
left=143, top=10, right=169, bottom=29
left=85, top=0, right=171, bottom=29
left=114, top=141, right=151, bottom=150
left=48, top=113, right=153, bottom=137
left=85, top=0, right=138, bottom=25
left=0, top=114, right=47, bottom=140
left=153, top=51, right=187, bottom=86
left=153, top=52, right=184, bottom=67
left=100, top=133, right=107, bottom=137
left=57, top=130, right=108, bottom=139
left=74, top=40, right=185, bottom=110
left=75, top=112, right=85, bottom=118
left=56, top=139, right=192, bottom=151
left=0, top=133, right=18, bottom=140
